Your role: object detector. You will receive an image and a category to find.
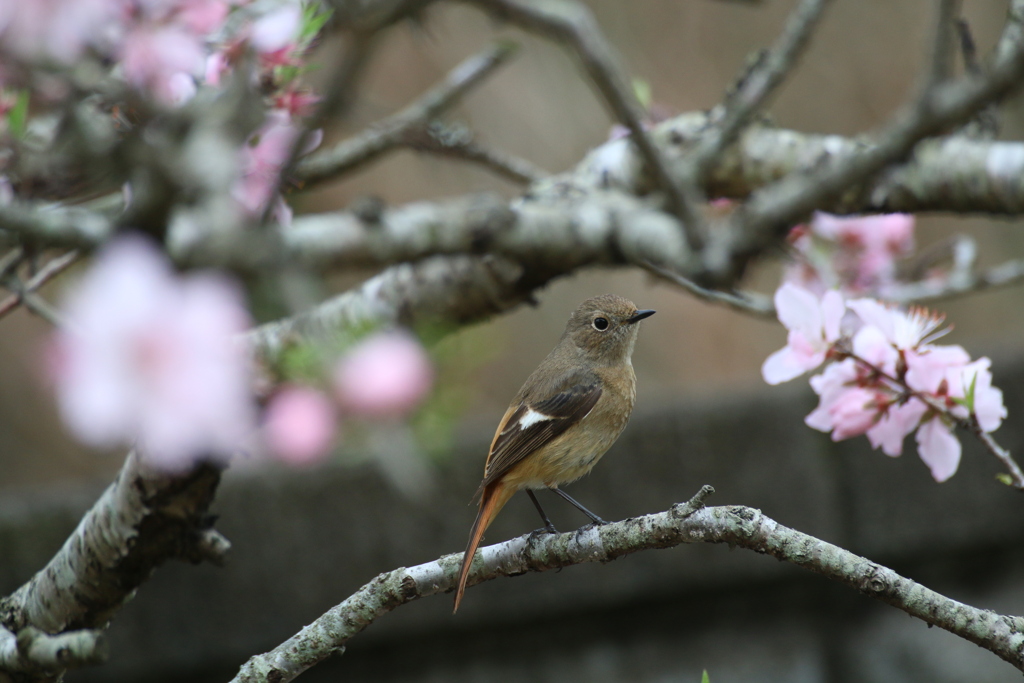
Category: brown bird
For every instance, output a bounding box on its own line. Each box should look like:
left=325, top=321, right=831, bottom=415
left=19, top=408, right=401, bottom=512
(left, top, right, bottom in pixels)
left=453, top=294, right=654, bottom=613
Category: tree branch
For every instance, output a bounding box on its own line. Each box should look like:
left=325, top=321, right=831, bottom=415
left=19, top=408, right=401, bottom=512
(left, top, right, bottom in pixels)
left=688, top=0, right=834, bottom=183
left=294, top=41, right=522, bottom=188
left=0, top=626, right=107, bottom=677
left=706, top=4, right=1024, bottom=280
left=464, top=0, right=706, bottom=248
left=229, top=486, right=1024, bottom=683
left=0, top=452, right=227, bottom=682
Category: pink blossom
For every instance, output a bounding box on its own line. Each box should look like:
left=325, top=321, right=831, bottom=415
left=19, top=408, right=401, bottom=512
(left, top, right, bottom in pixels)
left=0, top=0, right=117, bottom=64
left=176, top=0, right=230, bottom=34
left=233, top=111, right=322, bottom=220
left=916, top=417, right=961, bottom=482
left=263, top=386, right=337, bottom=465
left=945, top=358, right=1006, bottom=433
left=825, top=387, right=881, bottom=440
left=274, top=89, right=320, bottom=117
left=850, top=324, right=899, bottom=375
left=811, top=213, right=914, bottom=293
left=805, top=360, right=877, bottom=439
left=334, top=332, right=433, bottom=417
left=121, top=25, right=205, bottom=105
left=904, top=344, right=970, bottom=394
left=762, top=284, right=845, bottom=384
left=812, top=212, right=914, bottom=256
left=250, top=5, right=301, bottom=54
left=847, top=299, right=947, bottom=351
left=866, top=399, right=928, bottom=457
left=205, top=51, right=230, bottom=85
left=50, top=236, right=255, bottom=471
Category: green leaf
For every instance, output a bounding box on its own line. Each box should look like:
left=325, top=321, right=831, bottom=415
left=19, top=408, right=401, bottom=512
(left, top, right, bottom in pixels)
left=996, top=473, right=1014, bottom=486
left=7, top=90, right=29, bottom=139
left=632, top=78, right=652, bottom=111
left=701, top=670, right=710, bottom=683
left=964, top=371, right=978, bottom=414
left=300, top=2, right=333, bottom=43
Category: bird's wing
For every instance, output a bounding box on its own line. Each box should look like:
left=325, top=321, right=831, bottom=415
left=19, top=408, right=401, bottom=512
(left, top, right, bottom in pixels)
left=480, top=378, right=602, bottom=489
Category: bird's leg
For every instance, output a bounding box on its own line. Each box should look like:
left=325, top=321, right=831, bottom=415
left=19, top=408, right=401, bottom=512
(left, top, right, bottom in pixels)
left=527, top=490, right=559, bottom=534
left=549, top=487, right=607, bottom=525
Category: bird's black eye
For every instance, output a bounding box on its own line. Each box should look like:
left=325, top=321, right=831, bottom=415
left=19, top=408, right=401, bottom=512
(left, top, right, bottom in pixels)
left=593, top=317, right=609, bottom=331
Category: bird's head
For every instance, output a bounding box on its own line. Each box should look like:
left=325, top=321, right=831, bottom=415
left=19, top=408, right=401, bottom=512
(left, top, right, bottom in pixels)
left=564, top=294, right=655, bottom=365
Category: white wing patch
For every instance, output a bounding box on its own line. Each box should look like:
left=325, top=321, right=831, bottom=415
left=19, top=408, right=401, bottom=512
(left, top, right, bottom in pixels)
left=518, top=408, right=555, bottom=430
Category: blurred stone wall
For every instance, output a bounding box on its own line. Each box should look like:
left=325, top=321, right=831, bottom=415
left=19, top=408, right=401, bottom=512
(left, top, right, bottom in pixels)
left=3, top=349, right=1024, bottom=683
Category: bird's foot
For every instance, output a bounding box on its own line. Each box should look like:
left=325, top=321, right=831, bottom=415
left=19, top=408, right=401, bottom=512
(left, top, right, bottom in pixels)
left=530, top=522, right=559, bottom=537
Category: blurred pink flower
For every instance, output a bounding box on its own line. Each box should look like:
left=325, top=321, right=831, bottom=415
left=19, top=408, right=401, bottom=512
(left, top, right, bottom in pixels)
left=850, top=324, right=898, bottom=375
left=121, top=25, right=205, bottom=105
left=916, top=417, right=961, bottom=482
left=176, top=0, right=230, bottom=34
left=334, top=332, right=433, bottom=417
left=263, top=385, right=337, bottom=465
left=250, top=4, right=300, bottom=54
left=812, top=213, right=914, bottom=293
left=233, top=111, right=321, bottom=221
left=762, top=284, right=845, bottom=385
left=0, top=0, right=116, bottom=63
left=904, top=344, right=970, bottom=394
left=274, top=89, right=320, bottom=117
left=50, top=236, right=255, bottom=471
left=205, top=51, right=229, bottom=85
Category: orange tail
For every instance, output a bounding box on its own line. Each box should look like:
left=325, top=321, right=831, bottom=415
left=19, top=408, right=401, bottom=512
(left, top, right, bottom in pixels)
left=453, top=481, right=514, bottom=613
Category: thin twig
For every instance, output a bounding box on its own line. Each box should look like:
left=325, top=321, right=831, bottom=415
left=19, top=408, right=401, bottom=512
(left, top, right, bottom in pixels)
left=401, top=120, right=546, bottom=185
left=925, top=0, right=962, bottom=90
left=690, top=0, right=833, bottom=181
left=295, top=41, right=522, bottom=188
left=642, top=259, right=775, bottom=319
left=0, top=250, right=80, bottom=322
left=0, top=247, right=24, bottom=280
left=955, top=18, right=1000, bottom=137
left=886, top=257, right=1024, bottom=306
left=230, top=486, right=1024, bottom=683
left=464, top=0, right=704, bottom=248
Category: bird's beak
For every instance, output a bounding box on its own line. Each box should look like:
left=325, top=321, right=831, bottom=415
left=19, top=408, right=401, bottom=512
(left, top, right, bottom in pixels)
left=625, top=309, right=656, bottom=324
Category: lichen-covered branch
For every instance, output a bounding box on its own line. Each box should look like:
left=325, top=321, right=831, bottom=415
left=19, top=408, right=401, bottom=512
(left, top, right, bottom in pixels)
left=229, top=486, right=1024, bottom=683
left=245, top=253, right=540, bottom=362
left=463, top=0, right=706, bottom=244
left=0, top=626, right=107, bottom=678
left=0, top=452, right=227, bottom=682
left=712, top=0, right=1024, bottom=279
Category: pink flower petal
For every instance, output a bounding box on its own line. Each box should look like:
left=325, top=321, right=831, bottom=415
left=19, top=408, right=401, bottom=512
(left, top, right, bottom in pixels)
left=761, top=343, right=822, bottom=385
left=905, top=344, right=970, bottom=394
left=827, top=387, right=878, bottom=441
left=251, top=5, right=301, bottom=54
left=774, top=283, right=822, bottom=336
left=916, top=418, right=961, bottom=482
left=866, top=399, right=927, bottom=456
